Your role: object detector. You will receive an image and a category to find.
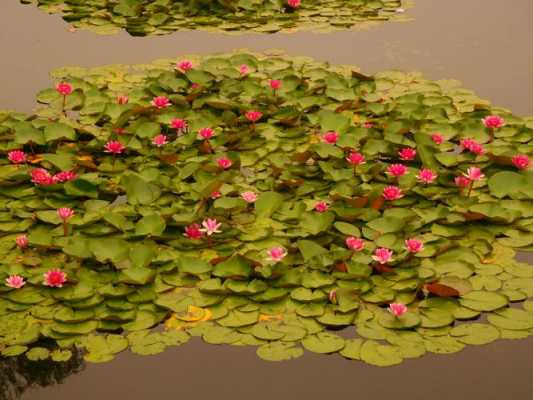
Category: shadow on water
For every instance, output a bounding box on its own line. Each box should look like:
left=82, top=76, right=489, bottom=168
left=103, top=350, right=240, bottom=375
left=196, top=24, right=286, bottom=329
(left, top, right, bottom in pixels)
left=0, top=351, right=84, bottom=400
left=1, top=0, right=533, bottom=399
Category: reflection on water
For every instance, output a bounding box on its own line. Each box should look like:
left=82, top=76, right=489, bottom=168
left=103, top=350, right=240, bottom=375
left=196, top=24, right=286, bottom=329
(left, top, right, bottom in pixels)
left=1, top=0, right=533, bottom=399
left=0, top=351, right=83, bottom=400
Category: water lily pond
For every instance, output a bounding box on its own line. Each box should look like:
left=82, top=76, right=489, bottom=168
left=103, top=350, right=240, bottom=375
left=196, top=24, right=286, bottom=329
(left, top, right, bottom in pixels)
left=2, top=1, right=533, bottom=400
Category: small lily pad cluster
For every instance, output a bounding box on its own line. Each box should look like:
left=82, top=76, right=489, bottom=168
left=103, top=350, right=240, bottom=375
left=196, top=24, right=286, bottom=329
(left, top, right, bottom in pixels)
left=19, top=0, right=409, bottom=35
left=1, top=52, right=533, bottom=367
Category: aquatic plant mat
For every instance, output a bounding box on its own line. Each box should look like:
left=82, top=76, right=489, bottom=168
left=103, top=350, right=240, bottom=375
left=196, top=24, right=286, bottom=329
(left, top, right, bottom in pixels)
left=1, top=51, right=533, bottom=367
left=19, top=0, right=410, bottom=35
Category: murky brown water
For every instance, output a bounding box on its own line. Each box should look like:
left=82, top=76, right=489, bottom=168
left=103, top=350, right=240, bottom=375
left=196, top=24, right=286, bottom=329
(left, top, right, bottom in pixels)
left=1, top=0, right=533, bottom=399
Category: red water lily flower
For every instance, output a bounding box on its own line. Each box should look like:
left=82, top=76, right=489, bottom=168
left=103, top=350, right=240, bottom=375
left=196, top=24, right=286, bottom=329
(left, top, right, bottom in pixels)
left=43, top=269, right=67, bottom=288
left=431, top=133, right=444, bottom=145
left=345, top=237, right=364, bottom=251
left=15, top=234, right=28, bottom=249
left=217, top=158, right=232, bottom=169
left=346, top=151, right=366, bottom=166
left=117, top=95, right=129, bottom=105
left=31, top=168, right=55, bottom=186
left=417, top=168, right=438, bottom=184
left=5, top=275, right=25, bottom=289
left=8, top=150, right=26, bottom=164
left=53, top=171, right=77, bottom=183
left=387, top=164, right=407, bottom=177
left=177, top=60, right=193, bottom=72
left=322, top=131, right=339, bottom=144
left=199, top=128, right=215, bottom=140
left=269, top=79, right=281, bottom=90
left=372, top=248, right=394, bottom=264
left=405, top=238, right=424, bottom=253
left=482, top=115, right=504, bottom=129
left=398, top=147, right=416, bottom=161
left=151, top=96, right=171, bottom=109
left=389, top=303, right=407, bottom=317
left=314, top=201, right=329, bottom=213
left=239, top=64, right=250, bottom=75
left=56, top=82, right=73, bottom=96
left=152, top=134, right=168, bottom=147
left=512, top=154, right=530, bottom=170
left=184, top=223, right=203, bottom=240
left=104, top=140, right=125, bottom=154
left=287, top=0, right=301, bottom=8
left=382, top=185, right=403, bottom=201
left=245, top=111, right=263, bottom=123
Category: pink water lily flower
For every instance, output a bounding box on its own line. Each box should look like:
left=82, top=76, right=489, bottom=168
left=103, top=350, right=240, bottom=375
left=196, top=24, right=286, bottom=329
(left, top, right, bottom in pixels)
left=239, top=64, right=250, bottom=75
left=117, top=95, right=129, bottom=105
left=387, top=164, right=407, bottom=177
left=269, top=79, right=281, bottom=90
left=461, top=138, right=480, bottom=153
left=200, top=218, right=222, bottom=236
left=431, top=133, right=444, bottom=145
left=268, top=246, right=287, bottom=262
left=104, top=140, right=125, bottom=154
left=372, top=248, right=394, bottom=264
left=151, top=96, right=171, bottom=109
left=405, top=238, right=424, bottom=253
left=382, top=185, right=403, bottom=201
left=53, top=171, right=77, bottom=183
left=461, top=138, right=485, bottom=155
left=184, top=223, right=203, bottom=240
left=210, top=190, right=222, bottom=199
left=482, top=115, right=505, bottom=129
left=8, top=150, right=26, bottom=164
left=43, top=269, right=67, bottom=288
left=56, top=82, right=73, bottom=96
left=345, top=237, right=364, bottom=251
left=170, top=118, right=188, bottom=132
left=287, top=0, right=301, bottom=8
left=31, top=168, right=55, bottom=186
left=177, top=60, right=193, bottom=72
left=512, top=154, right=530, bottom=170
left=470, top=143, right=485, bottom=155
left=16, top=234, right=29, bottom=249
left=455, top=176, right=471, bottom=188
left=5, top=275, right=25, bottom=289
left=346, top=151, right=366, bottom=166
left=417, top=168, right=438, bottom=184
left=152, top=134, right=168, bottom=147
left=57, top=208, right=75, bottom=221
left=217, top=158, right=232, bottom=169
left=322, top=131, right=339, bottom=144
left=241, top=191, right=258, bottom=203
left=314, top=201, right=329, bottom=213
left=389, top=303, right=407, bottom=317
left=199, top=128, right=215, bottom=140
left=245, top=111, right=263, bottom=123
left=463, top=167, right=485, bottom=181
left=398, top=147, right=416, bottom=161
left=363, top=122, right=374, bottom=129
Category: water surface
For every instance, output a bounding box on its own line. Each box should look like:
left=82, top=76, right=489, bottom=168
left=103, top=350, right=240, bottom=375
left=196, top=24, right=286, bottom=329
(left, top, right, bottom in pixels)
left=1, top=0, right=533, bottom=399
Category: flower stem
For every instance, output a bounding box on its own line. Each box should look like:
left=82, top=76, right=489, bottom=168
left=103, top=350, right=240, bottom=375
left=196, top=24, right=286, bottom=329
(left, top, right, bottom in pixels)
left=488, top=128, right=494, bottom=143
left=467, top=181, right=474, bottom=197
left=61, top=95, right=66, bottom=116
left=63, top=222, right=68, bottom=236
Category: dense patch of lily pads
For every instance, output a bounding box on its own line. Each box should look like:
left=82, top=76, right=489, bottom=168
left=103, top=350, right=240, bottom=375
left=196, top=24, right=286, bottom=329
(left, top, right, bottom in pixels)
left=1, top=51, right=533, bottom=367
left=20, top=0, right=410, bottom=35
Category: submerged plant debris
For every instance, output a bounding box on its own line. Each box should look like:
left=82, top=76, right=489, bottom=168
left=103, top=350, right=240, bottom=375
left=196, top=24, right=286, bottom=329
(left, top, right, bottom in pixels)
left=19, top=0, right=411, bottom=35
left=1, top=51, right=533, bottom=367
